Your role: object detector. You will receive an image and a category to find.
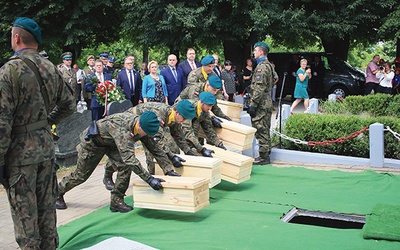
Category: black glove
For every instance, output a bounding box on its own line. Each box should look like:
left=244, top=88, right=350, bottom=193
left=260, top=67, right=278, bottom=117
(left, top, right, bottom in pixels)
left=146, top=176, right=165, bottom=190
left=223, top=116, right=232, bottom=121
left=247, top=106, right=256, bottom=118
left=200, top=147, right=214, bottom=157
left=217, top=142, right=227, bottom=150
left=185, top=149, right=196, bottom=156
left=211, top=116, right=223, bottom=128
left=171, top=155, right=186, bottom=168
left=0, top=165, right=9, bottom=189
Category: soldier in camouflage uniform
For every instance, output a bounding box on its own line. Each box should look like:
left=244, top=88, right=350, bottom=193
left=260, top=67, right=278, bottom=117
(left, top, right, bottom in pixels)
left=56, top=111, right=166, bottom=213
left=82, top=55, right=96, bottom=108
left=177, top=74, right=231, bottom=128
left=247, top=42, right=274, bottom=165
left=58, top=51, right=78, bottom=103
left=186, top=55, right=215, bottom=86
left=0, top=17, right=76, bottom=249
left=182, top=92, right=227, bottom=157
left=122, top=99, right=196, bottom=176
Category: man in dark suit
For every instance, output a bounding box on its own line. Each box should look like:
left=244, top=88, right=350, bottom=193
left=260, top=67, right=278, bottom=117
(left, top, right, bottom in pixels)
left=212, top=53, right=222, bottom=78
left=160, top=54, right=186, bottom=105
left=85, top=59, right=113, bottom=121
left=117, top=57, right=142, bottom=106
left=178, top=48, right=201, bottom=85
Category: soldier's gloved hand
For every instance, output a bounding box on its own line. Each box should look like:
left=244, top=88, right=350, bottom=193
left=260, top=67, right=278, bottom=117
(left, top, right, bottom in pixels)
left=217, top=142, right=227, bottom=150
left=146, top=176, right=165, bottom=190
left=185, top=149, right=196, bottom=156
left=200, top=147, right=214, bottom=157
left=171, top=155, right=186, bottom=168
left=211, top=116, right=223, bottom=128
left=248, top=106, right=257, bottom=118
left=223, top=115, right=232, bottom=121
left=0, top=165, right=9, bottom=189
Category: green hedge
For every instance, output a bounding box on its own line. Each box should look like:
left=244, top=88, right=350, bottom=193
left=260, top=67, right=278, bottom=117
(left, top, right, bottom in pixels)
left=279, top=114, right=400, bottom=160
left=321, top=94, right=400, bottom=118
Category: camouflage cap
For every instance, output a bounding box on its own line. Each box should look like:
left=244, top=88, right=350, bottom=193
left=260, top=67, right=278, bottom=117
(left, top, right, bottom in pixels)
left=175, top=100, right=196, bottom=119
left=201, top=55, right=215, bottom=66
left=253, top=41, right=270, bottom=52
left=61, top=52, right=73, bottom=60
left=207, top=75, right=222, bottom=89
left=199, top=92, right=216, bottom=105
left=139, top=111, right=160, bottom=136
left=13, top=17, right=42, bottom=45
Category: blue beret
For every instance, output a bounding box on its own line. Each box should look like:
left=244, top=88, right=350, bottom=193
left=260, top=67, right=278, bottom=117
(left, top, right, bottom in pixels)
left=253, top=41, right=270, bottom=52
left=100, top=53, right=109, bottom=58
left=13, top=17, right=42, bottom=45
left=175, top=100, right=196, bottom=119
left=108, top=56, right=115, bottom=63
left=207, top=75, right=222, bottom=89
left=61, top=52, right=73, bottom=60
left=139, top=111, right=160, bottom=136
left=199, top=92, right=216, bottom=105
left=201, top=55, right=215, bottom=66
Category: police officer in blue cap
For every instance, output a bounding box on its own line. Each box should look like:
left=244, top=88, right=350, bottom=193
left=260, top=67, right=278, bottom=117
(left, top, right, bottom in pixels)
left=106, top=56, right=116, bottom=75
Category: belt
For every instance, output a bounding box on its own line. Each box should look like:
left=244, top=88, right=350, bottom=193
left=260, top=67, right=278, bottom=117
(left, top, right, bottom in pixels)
left=12, top=119, right=49, bottom=134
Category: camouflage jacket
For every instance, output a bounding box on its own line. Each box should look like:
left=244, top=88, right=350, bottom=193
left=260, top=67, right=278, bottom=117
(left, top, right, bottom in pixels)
left=176, top=81, right=226, bottom=118
left=250, top=58, right=274, bottom=108
left=95, top=112, right=173, bottom=181
left=187, top=67, right=214, bottom=86
left=0, top=49, right=76, bottom=167
left=58, top=63, right=77, bottom=99
left=181, top=100, right=220, bottom=152
left=128, top=102, right=191, bottom=157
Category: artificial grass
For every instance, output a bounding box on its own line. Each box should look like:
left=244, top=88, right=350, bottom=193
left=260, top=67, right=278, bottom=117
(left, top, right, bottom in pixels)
left=57, top=165, right=400, bottom=250
left=363, top=203, right=400, bottom=241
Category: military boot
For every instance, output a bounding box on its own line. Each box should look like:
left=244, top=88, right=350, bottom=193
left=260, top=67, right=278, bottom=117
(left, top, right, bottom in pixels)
left=103, top=176, right=115, bottom=191
left=56, top=194, right=67, bottom=210
left=110, top=198, right=133, bottom=213
left=253, top=155, right=271, bottom=165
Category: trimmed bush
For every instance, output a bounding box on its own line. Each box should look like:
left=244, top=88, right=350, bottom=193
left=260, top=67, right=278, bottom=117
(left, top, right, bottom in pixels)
left=279, top=114, right=400, bottom=160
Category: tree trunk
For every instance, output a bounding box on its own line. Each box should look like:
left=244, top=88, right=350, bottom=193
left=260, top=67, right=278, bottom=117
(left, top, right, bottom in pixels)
left=396, top=37, right=400, bottom=58
left=320, top=34, right=350, bottom=61
left=142, top=46, right=149, bottom=63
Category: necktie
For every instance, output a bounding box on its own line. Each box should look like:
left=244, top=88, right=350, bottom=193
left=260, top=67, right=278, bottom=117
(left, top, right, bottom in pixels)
left=172, top=68, right=178, bottom=82
left=129, top=70, right=134, bottom=94
left=191, top=61, right=195, bottom=70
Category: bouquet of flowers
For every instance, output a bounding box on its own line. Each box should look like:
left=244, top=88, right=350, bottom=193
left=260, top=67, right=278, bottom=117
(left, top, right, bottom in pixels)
left=88, top=76, right=126, bottom=106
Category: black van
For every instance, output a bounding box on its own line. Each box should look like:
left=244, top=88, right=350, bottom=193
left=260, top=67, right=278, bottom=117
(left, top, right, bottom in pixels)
left=268, top=52, right=365, bottom=99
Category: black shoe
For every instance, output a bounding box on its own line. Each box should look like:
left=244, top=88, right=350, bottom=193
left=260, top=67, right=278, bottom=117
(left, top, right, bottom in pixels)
left=103, top=177, right=115, bottom=191
left=253, top=156, right=271, bottom=165
left=110, top=199, right=133, bottom=213
left=56, top=195, right=67, bottom=210
left=165, top=170, right=181, bottom=176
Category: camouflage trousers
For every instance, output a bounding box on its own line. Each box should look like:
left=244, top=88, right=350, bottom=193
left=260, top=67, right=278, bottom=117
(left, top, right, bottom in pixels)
left=6, top=160, right=58, bottom=249
left=58, top=137, right=144, bottom=204
left=252, top=106, right=272, bottom=158
left=143, top=131, right=179, bottom=174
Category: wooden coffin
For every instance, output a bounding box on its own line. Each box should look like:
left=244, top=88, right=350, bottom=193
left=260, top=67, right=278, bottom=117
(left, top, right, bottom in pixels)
left=155, top=155, right=222, bottom=188
left=205, top=145, right=254, bottom=184
left=132, top=176, right=210, bottom=213
left=199, top=118, right=257, bottom=150
left=217, top=99, right=243, bottom=122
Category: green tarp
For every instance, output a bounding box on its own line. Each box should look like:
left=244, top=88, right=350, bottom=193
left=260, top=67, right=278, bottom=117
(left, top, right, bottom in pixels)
left=58, top=166, right=400, bottom=249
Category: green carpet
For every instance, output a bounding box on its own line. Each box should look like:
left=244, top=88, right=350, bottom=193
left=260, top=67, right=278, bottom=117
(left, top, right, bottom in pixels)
left=57, top=166, right=400, bottom=250
left=363, top=204, right=400, bottom=241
